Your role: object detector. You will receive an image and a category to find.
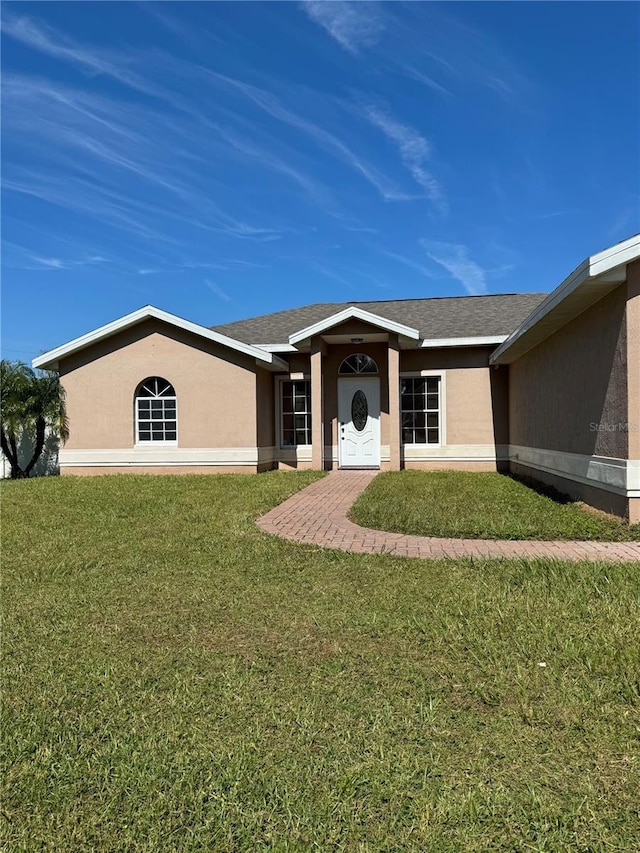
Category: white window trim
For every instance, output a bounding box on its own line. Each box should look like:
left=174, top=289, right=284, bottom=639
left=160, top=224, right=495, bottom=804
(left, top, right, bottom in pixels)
left=399, top=370, right=446, bottom=448
left=134, top=383, right=178, bottom=447
left=275, top=375, right=312, bottom=452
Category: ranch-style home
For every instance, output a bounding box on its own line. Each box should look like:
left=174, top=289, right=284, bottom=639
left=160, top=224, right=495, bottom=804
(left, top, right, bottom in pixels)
left=34, top=234, right=640, bottom=522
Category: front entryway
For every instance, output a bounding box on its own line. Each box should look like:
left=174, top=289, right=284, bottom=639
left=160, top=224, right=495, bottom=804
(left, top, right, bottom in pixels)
left=338, top=377, right=380, bottom=468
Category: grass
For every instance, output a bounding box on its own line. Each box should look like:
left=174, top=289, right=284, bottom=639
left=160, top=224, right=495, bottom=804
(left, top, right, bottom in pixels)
left=350, top=470, right=640, bottom=541
left=2, top=472, right=640, bottom=852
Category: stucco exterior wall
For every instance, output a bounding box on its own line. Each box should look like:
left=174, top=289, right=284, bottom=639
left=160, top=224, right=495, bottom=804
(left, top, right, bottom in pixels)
left=256, top=370, right=275, bottom=454
left=274, top=343, right=504, bottom=470
left=400, top=347, right=505, bottom=449
left=287, top=354, right=310, bottom=375
left=60, top=319, right=259, bottom=452
left=626, top=259, right=640, bottom=523
left=507, top=282, right=636, bottom=520
left=508, top=286, right=628, bottom=458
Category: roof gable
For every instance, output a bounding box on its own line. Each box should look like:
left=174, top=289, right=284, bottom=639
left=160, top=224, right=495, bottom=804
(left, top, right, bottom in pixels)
left=32, top=306, right=288, bottom=372
left=288, top=306, right=420, bottom=345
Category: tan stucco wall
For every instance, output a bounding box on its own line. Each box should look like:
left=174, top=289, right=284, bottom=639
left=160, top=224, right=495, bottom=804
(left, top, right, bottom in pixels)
left=508, top=286, right=628, bottom=458
left=277, top=460, right=314, bottom=471
left=400, top=347, right=504, bottom=447
left=388, top=335, right=400, bottom=469
left=627, top=260, right=640, bottom=462
left=60, top=319, right=259, bottom=450
left=286, top=354, right=310, bottom=374
left=627, top=260, right=640, bottom=522
left=256, top=370, right=275, bottom=450
left=273, top=343, right=503, bottom=470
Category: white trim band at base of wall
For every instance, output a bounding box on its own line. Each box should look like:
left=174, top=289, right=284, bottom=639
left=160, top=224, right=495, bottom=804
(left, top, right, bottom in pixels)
left=60, top=447, right=277, bottom=467
left=403, top=444, right=504, bottom=462
left=60, top=445, right=640, bottom=499
left=509, top=445, right=639, bottom=499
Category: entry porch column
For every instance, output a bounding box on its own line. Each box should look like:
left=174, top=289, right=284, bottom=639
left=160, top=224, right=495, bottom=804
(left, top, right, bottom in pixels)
left=388, top=334, right=401, bottom=470
left=311, top=337, right=326, bottom=470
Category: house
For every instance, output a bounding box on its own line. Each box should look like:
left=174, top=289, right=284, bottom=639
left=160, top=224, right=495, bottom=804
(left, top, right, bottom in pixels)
left=33, top=234, right=640, bottom=522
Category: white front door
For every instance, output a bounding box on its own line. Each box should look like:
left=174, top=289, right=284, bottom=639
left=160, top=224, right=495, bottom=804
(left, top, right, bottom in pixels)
left=338, top=377, right=380, bottom=468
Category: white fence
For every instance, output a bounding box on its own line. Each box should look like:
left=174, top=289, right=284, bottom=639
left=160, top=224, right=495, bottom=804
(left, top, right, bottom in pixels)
left=1, top=429, right=60, bottom=478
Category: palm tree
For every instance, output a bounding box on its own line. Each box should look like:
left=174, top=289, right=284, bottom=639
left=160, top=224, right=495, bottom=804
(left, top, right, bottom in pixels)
left=1, top=360, right=69, bottom=479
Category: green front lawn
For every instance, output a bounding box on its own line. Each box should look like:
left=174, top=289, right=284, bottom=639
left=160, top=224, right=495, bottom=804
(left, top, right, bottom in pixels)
left=350, top=470, right=640, bottom=541
left=2, top=473, right=640, bottom=851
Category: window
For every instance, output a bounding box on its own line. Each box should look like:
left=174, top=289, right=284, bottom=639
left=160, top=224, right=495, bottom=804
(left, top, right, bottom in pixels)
left=135, top=377, right=177, bottom=443
left=401, top=376, right=440, bottom=444
left=281, top=380, right=311, bottom=447
left=339, top=354, right=378, bottom=374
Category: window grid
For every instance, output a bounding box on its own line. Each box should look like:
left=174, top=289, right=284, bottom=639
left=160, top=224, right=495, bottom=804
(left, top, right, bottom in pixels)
left=135, top=377, right=177, bottom=444
left=401, top=376, right=440, bottom=445
left=338, top=353, right=379, bottom=374
left=281, top=380, right=312, bottom=447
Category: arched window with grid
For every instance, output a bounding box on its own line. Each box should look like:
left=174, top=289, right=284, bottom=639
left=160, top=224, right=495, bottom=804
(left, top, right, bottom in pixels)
left=135, top=377, right=177, bottom=444
left=338, top=354, right=379, bottom=375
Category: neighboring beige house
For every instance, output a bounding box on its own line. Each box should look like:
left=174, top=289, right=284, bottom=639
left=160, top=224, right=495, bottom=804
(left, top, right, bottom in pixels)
left=34, top=234, right=640, bottom=522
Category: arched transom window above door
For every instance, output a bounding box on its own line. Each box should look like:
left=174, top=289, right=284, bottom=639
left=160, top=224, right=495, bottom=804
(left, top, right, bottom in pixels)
left=338, top=354, right=379, bottom=375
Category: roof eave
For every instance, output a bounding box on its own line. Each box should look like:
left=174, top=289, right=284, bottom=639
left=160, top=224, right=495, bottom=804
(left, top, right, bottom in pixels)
left=490, top=234, right=640, bottom=365
left=32, top=305, right=285, bottom=372
left=420, top=335, right=507, bottom=349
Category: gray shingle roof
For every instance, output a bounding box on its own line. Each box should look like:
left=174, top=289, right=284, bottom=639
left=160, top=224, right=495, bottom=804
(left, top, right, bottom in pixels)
left=211, top=293, right=548, bottom=345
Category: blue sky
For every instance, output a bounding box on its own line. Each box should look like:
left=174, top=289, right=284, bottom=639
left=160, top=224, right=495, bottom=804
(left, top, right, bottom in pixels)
left=1, top=1, right=638, bottom=362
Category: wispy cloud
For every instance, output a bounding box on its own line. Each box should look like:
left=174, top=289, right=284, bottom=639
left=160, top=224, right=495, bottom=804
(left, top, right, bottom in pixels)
left=2, top=75, right=287, bottom=243
left=531, top=209, right=580, bottom=221
left=136, top=258, right=269, bottom=276
left=342, top=225, right=379, bottom=234
left=141, top=4, right=223, bottom=52
left=301, top=1, right=384, bottom=54
left=401, top=66, right=452, bottom=98
left=32, top=256, right=65, bottom=269
left=206, top=71, right=413, bottom=202
left=225, top=259, right=269, bottom=269
left=205, top=279, right=232, bottom=302
left=381, top=249, right=438, bottom=279
left=353, top=269, right=392, bottom=290
left=420, top=241, right=488, bottom=294
left=0, top=13, right=163, bottom=100
left=313, top=263, right=354, bottom=288
left=2, top=241, right=109, bottom=271
left=359, top=103, right=448, bottom=214
left=212, top=120, right=334, bottom=209
left=607, top=204, right=639, bottom=241
left=391, top=4, right=534, bottom=110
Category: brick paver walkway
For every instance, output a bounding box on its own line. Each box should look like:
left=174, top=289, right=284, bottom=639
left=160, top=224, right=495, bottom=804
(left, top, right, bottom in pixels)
left=258, top=470, right=640, bottom=562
